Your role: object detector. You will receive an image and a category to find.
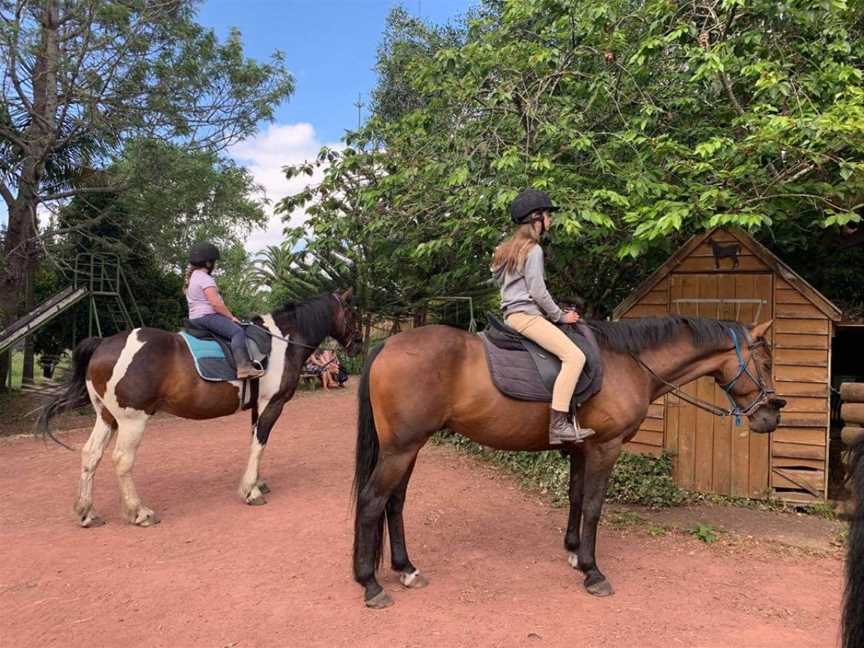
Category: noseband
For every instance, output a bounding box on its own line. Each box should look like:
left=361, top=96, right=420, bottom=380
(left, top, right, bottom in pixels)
left=634, top=328, right=775, bottom=424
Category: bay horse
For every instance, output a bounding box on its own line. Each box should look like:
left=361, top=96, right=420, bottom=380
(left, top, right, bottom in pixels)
left=843, top=437, right=864, bottom=648
left=38, top=290, right=361, bottom=527
left=352, top=316, right=786, bottom=608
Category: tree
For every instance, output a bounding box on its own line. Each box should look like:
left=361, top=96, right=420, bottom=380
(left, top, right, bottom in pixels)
left=307, top=0, right=863, bottom=318
left=0, top=0, right=293, bottom=333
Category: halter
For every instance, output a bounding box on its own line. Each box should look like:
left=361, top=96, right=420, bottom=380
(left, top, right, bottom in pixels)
left=634, top=328, right=775, bottom=425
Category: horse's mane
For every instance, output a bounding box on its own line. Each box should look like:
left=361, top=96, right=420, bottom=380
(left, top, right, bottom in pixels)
left=272, top=294, right=334, bottom=343
left=586, top=316, right=747, bottom=354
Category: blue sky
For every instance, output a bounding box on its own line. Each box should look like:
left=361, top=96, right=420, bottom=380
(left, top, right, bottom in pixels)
left=199, top=0, right=478, bottom=249
left=200, top=0, right=477, bottom=144
left=3, top=1, right=478, bottom=247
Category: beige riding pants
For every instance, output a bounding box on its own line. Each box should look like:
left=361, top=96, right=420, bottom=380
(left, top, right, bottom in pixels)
left=506, top=312, right=586, bottom=412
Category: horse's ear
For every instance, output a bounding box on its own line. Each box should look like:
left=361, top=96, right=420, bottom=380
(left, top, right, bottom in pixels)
left=750, top=319, right=774, bottom=340
left=340, top=288, right=353, bottom=304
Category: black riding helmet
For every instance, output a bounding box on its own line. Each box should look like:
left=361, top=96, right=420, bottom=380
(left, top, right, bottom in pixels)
left=189, top=241, right=220, bottom=267
left=510, top=188, right=560, bottom=224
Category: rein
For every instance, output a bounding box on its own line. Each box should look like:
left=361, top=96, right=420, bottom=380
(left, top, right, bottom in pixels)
left=633, top=329, right=774, bottom=424
left=243, top=292, right=355, bottom=351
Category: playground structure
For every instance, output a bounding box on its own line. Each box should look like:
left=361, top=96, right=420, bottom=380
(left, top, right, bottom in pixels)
left=0, top=254, right=143, bottom=388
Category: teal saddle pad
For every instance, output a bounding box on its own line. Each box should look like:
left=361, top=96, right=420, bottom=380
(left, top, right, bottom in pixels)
left=179, top=331, right=237, bottom=381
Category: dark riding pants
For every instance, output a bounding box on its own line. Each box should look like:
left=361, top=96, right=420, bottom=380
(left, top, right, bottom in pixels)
left=191, top=314, right=252, bottom=366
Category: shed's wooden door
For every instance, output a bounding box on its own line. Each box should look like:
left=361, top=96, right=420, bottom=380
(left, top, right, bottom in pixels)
left=665, top=273, right=773, bottom=498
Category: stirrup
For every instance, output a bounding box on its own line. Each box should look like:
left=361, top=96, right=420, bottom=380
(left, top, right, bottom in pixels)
left=571, top=412, right=595, bottom=442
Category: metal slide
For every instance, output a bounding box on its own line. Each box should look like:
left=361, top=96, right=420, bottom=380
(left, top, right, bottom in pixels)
left=0, top=285, right=89, bottom=354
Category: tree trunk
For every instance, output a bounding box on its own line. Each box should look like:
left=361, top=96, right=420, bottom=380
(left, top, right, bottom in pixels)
left=0, top=1, right=60, bottom=390
left=22, top=267, right=35, bottom=385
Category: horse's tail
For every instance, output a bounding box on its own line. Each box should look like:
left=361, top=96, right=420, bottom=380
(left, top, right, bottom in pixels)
left=36, top=336, right=102, bottom=449
left=844, top=437, right=864, bottom=648
left=353, top=341, right=387, bottom=570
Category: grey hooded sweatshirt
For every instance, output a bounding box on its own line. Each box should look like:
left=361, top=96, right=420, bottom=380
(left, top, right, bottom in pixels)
left=492, top=245, right=563, bottom=322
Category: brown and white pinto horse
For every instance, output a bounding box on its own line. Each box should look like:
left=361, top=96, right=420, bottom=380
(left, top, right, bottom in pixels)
left=352, top=316, right=785, bottom=608
left=39, top=291, right=361, bottom=527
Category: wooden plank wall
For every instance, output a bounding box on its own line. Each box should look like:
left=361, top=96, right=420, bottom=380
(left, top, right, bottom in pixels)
left=771, top=278, right=830, bottom=502
left=622, top=277, right=669, bottom=456
left=664, top=272, right=773, bottom=497
left=617, top=229, right=832, bottom=502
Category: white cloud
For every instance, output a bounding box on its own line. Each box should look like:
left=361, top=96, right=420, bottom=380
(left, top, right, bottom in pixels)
left=230, top=122, right=339, bottom=252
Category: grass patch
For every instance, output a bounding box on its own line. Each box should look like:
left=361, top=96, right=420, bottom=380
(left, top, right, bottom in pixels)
left=688, top=523, right=720, bottom=544
left=433, top=432, right=686, bottom=508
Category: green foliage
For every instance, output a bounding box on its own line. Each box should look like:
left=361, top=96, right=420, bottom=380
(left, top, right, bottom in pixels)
left=606, top=452, right=687, bottom=508
left=688, top=523, right=720, bottom=544
left=283, top=1, right=864, bottom=317
left=435, top=432, right=686, bottom=508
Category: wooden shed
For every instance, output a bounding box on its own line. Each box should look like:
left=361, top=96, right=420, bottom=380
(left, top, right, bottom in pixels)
left=614, top=228, right=842, bottom=502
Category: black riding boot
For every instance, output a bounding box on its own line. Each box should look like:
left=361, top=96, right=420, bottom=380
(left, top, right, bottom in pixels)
left=549, top=409, right=595, bottom=445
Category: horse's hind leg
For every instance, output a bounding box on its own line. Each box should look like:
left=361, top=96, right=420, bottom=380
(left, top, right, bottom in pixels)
left=355, top=446, right=421, bottom=609
left=387, top=458, right=428, bottom=590
left=74, top=408, right=116, bottom=528
left=112, top=413, right=158, bottom=526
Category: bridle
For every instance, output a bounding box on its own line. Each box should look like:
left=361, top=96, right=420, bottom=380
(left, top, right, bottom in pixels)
left=633, top=328, right=776, bottom=424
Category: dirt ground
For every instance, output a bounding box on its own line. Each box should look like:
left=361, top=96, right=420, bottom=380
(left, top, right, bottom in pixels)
left=0, top=385, right=845, bottom=648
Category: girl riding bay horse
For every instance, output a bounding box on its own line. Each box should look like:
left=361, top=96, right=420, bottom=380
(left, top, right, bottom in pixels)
left=39, top=290, right=361, bottom=528
left=352, top=316, right=785, bottom=608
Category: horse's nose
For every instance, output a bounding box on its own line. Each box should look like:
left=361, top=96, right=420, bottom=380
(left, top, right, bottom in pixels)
left=770, top=398, right=787, bottom=409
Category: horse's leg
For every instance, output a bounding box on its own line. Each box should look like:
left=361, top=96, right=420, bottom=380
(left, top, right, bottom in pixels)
left=112, top=413, right=158, bottom=526
left=386, top=457, right=428, bottom=590
left=565, top=449, right=586, bottom=569
left=577, top=439, right=623, bottom=597
left=238, top=395, right=286, bottom=505
left=73, top=410, right=116, bottom=528
left=355, top=447, right=420, bottom=609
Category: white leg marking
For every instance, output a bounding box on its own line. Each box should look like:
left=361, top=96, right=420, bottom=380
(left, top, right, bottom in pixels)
left=112, top=413, right=154, bottom=525
left=75, top=383, right=114, bottom=526
left=100, top=330, right=155, bottom=525
left=568, top=552, right=580, bottom=570
left=239, top=435, right=266, bottom=501
left=400, top=570, right=420, bottom=587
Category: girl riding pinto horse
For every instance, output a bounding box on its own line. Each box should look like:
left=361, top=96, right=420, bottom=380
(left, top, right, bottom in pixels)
left=39, top=245, right=361, bottom=527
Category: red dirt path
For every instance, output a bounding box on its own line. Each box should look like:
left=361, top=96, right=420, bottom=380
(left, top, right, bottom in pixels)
left=0, top=386, right=843, bottom=648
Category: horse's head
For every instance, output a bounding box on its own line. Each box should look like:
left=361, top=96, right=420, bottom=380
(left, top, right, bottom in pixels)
left=714, top=320, right=786, bottom=433
left=331, top=288, right=363, bottom=356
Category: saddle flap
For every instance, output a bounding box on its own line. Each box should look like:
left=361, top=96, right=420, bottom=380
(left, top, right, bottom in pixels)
left=480, top=314, right=605, bottom=409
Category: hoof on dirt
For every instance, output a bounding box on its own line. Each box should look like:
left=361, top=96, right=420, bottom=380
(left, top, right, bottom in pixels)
left=257, top=481, right=271, bottom=494
left=80, top=513, right=105, bottom=528
left=135, top=511, right=160, bottom=527
left=568, top=553, right=579, bottom=570
left=366, top=590, right=394, bottom=609
left=400, top=570, right=429, bottom=589
left=247, top=494, right=267, bottom=506
left=585, top=578, right=614, bottom=597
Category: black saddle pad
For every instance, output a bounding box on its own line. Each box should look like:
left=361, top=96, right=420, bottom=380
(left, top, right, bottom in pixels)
left=480, top=314, right=604, bottom=408
left=180, top=319, right=273, bottom=381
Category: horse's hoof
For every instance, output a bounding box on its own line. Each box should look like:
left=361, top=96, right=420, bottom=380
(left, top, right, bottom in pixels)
left=568, top=553, right=580, bottom=570
left=400, top=570, right=429, bottom=589
left=134, top=509, right=160, bottom=527
left=585, top=578, right=614, bottom=597
left=257, top=481, right=271, bottom=494
left=365, top=590, right=394, bottom=609
left=247, top=494, right=267, bottom=506
left=80, top=513, right=105, bottom=528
